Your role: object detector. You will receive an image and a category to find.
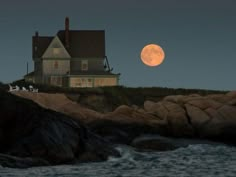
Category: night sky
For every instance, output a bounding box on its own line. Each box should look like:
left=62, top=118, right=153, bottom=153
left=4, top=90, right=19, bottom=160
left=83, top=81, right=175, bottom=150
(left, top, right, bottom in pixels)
left=0, top=0, right=236, bottom=90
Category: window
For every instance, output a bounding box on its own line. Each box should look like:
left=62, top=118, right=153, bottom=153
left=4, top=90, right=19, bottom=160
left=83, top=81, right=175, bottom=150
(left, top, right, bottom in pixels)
left=53, top=48, right=60, bottom=56
left=81, top=60, right=88, bottom=71
left=87, top=78, right=93, bottom=87
left=54, top=61, right=58, bottom=69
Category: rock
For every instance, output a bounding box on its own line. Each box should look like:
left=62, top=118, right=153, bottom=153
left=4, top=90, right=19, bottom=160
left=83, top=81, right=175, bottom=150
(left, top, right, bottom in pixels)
left=203, top=107, right=225, bottom=136
left=163, top=101, right=194, bottom=137
left=87, top=119, right=134, bottom=144
left=131, top=135, right=178, bottom=151
left=163, top=95, right=186, bottom=104
left=207, top=94, right=232, bottom=104
left=185, top=104, right=211, bottom=125
left=228, top=98, right=236, bottom=106
left=182, top=95, right=203, bottom=103
left=12, top=91, right=103, bottom=124
left=0, top=90, right=119, bottom=168
left=108, top=105, right=164, bottom=126
left=186, top=98, right=222, bottom=110
left=226, top=91, right=236, bottom=98
left=203, top=105, right=236, bottom=137
left=131, top=134, right=222, bottom=152
left=144, top=101, right=168, bottom=123
left=0, top=154, right=49, bottom=168
left=185, top=104, right=211, bottom=136
left=113, top=105, right=134, bottom=116
left=11, top=90, right=236, bottom=147
left=218, top=105, right=236, bottom=123
left=144, top=100, right=157, bottom=112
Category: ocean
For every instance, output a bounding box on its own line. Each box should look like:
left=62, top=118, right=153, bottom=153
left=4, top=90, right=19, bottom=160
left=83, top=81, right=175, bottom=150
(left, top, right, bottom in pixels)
left=1, top=143, right=236, bottom=177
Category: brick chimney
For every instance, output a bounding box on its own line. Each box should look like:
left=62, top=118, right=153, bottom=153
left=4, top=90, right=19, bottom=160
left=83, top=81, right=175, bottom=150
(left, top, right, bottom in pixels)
left=65, top=17, right=70, bottom=48
left=34, top=31, right=39, bottom=54
left=35, top=31, right=39, bottom=37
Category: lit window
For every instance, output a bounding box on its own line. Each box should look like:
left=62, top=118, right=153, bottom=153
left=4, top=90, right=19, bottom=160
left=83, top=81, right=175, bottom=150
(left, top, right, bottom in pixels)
left=53, top=48, right=60, bottom=55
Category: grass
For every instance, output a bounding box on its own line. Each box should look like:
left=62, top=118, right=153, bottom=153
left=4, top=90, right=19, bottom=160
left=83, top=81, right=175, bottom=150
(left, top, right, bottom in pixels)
left=1, top=79, right=228, bottom=111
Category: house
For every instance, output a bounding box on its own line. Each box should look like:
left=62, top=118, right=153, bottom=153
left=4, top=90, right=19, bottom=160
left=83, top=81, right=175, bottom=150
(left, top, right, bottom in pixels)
left=25, top=17, right=120, bottom=87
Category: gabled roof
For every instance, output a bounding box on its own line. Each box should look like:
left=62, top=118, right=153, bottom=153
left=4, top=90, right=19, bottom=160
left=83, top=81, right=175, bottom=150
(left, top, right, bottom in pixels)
left=32, top=30, right=105, bottom=58
left=42, top=36, right=71, bottom=59
left=32, top=36, right=53, bottom=58
left=57, top=30, right=105, bottom=58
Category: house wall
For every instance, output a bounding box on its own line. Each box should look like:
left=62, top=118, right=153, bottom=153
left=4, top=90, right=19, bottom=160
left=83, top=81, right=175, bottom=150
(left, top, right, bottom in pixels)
left=34, top=59, right=43, bottom=83
left=70, top=77, right=93, bottom=87
left=94, top=77, right=118, bottom=87
left=42, top=75, right=68, bottom=87
left=42, top=59, right=70, bottom=75
left=70, top=58, right=104, bottom=73
left=69, top=76, right=118, bottom=88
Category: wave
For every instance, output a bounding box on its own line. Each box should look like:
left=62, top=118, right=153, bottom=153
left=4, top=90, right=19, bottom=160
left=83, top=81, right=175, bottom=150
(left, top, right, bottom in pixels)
left=0, top=143, right=236, bottom=177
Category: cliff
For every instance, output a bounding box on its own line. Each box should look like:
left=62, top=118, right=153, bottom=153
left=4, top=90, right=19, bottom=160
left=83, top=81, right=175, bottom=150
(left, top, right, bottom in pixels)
left=12, top=89, right=236, bottom=146
left=0, top=88, right=119, bottom=168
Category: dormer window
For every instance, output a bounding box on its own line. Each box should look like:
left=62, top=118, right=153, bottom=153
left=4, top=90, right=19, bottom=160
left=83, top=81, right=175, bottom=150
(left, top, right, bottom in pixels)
left=81, top=60, right=88, bottom=71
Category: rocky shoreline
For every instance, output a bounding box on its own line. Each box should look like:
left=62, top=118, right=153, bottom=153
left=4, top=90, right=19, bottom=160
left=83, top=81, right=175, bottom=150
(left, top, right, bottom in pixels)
left=1, top=89, right=236, bottom=168
left=0, top=90, right=119, bottom=168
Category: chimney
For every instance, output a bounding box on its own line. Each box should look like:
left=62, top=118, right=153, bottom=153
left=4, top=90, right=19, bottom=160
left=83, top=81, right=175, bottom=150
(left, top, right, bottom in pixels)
left=35, top=31, right=39, bottom=37
left=65, top=17, right=70, bottom=48
left=34, top=31, right=39, bottom=54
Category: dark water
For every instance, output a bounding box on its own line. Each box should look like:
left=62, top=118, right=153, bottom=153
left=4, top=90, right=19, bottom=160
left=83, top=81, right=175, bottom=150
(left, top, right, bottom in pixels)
left=1, top=144, right=236, bottom=177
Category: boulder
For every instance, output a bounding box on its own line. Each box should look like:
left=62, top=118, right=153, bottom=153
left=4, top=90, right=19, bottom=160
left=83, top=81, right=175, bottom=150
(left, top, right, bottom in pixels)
left=163, top=95, right=186, bottom=104
left=185, top=104, right=211, bottom=136
left=207, top=94, right=232, bottom=104
left=0, top=90, right=119, bottom=168
left=228, top=98, right=236, bottom=106
left=162, top=101, right=194, bottom=137
left=203, top=105, right=236, bottom=138
left=131, top=134, right=222, bottom=152
left=11, top=90, right=236, bottom=147
left=131, top=136, right=178, bottom=151
left=143, top=100, right=156, bottom=112
left=0, top=154, right=49, bottom=168
left=186, top=98, right=222, bottom=110
left=113, top=105, right=134, bottom=116
left=226, top=91, right=236, bottom=98
left=218, top=105, right=236, bottom=122
left=144, top=101, right=168, bottom=123
left=203, top=108, right=226, bottom=137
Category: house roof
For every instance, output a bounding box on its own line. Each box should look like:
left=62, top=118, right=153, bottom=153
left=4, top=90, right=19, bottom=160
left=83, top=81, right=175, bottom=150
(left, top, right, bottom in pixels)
left=32, top=30, right=105, bottom=58
left=24, top=71, right=35, bottom=78
left=32, top=36, right=53, bottom=58
left=57, top=30, right=105, bottom=58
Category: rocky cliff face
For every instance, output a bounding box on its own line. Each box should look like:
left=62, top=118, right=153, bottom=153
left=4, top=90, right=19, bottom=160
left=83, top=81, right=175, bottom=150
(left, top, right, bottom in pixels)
left=144, top=92, right=236, bottom=141
left=0, top=90, right=119, bottom=168
left=13, top=90, right=236, bottom=147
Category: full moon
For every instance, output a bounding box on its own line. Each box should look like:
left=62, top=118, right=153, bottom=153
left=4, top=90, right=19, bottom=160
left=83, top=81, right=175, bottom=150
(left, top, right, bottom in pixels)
left=140, top=44, right=165, bottom=67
